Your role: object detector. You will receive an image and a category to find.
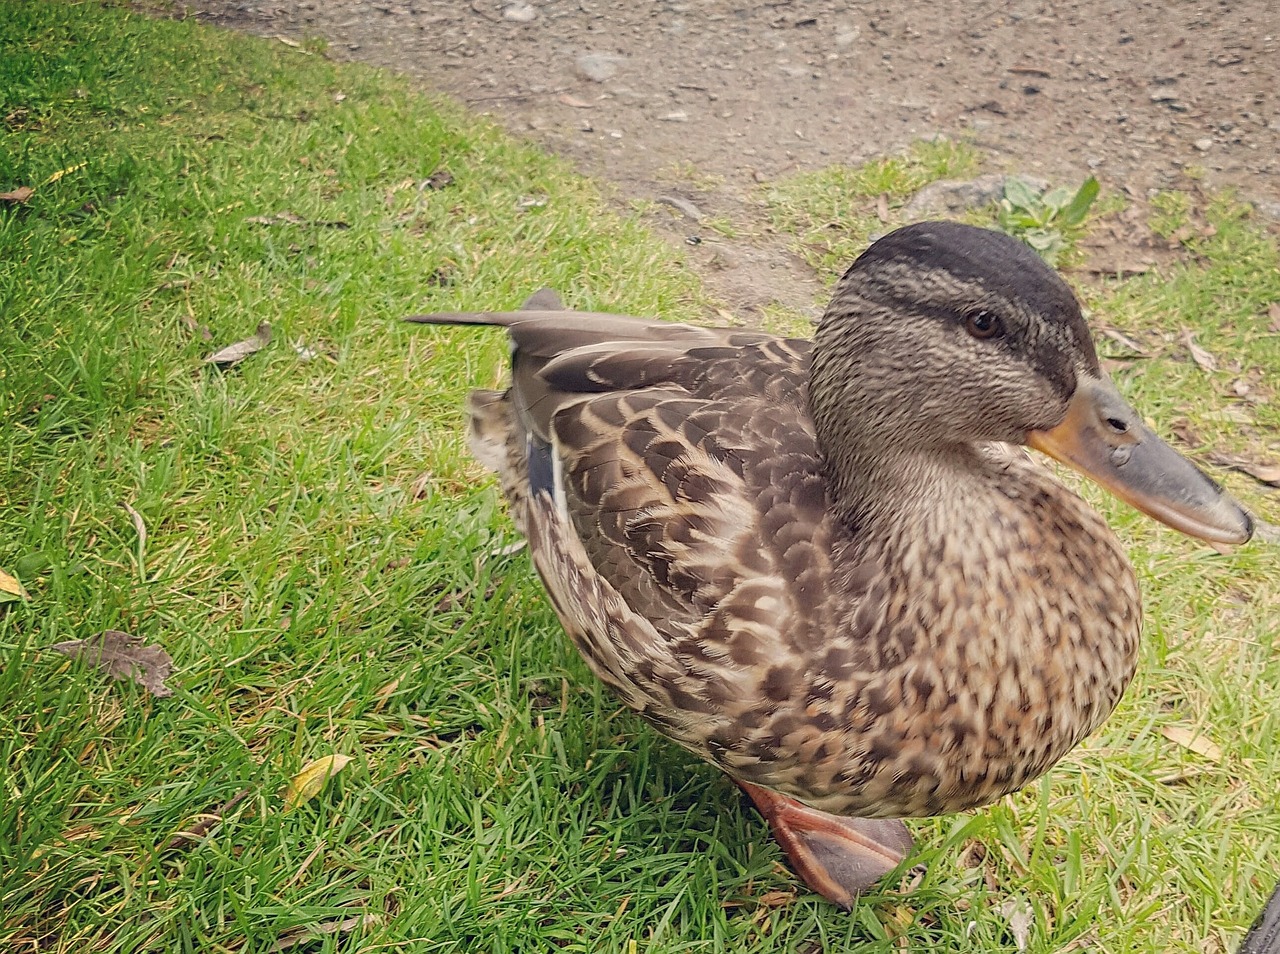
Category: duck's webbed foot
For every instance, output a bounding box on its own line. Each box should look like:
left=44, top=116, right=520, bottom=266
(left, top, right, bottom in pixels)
left=738, top=780, right=914, bottom=910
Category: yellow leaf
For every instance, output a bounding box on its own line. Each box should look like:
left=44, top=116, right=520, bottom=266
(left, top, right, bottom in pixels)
left=1160, top=725, right=1222, bottom=762
left=281, top=754, right=353, bottom=811
left=0, top=569, right=28, bottom=601
left=41, top=162, right=87, bottom=187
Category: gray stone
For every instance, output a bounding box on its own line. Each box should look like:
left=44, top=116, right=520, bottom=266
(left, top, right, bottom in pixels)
left=903, top=174, right=1008, bottom=218
left=502, top=3, right=537, bottom=22
left=1252, top=198, right=1280, bottom=222
left=575, top=52, right=626, bottom=83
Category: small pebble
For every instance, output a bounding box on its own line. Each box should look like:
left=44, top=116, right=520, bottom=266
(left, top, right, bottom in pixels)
left=576, top=52, right=626, bottom=83
left=503, top=3, right=537, bottom=22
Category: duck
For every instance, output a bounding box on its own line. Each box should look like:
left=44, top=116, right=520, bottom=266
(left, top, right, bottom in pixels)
left=406, top=221, right=1253, bottom=908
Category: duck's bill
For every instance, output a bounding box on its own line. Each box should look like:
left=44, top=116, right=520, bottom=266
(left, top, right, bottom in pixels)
left=1028, top=376, right=1253, bottom=546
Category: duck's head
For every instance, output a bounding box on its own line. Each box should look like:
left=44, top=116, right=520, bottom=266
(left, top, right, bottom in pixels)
left=811, top=221, right=1252, bottom=546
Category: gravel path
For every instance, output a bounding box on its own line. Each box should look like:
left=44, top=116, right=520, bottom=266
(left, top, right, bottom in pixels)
left=181, top=0, right=1280, bottom=313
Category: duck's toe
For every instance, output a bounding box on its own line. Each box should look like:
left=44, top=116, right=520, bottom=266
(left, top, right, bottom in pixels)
left=738, top=780, right=913, bottom=910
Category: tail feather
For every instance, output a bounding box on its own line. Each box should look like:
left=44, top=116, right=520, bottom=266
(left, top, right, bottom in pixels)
left=465, top=388, right=535, bottom=534
left=464, top=389, right=512, bottom=475
left=405, top=293, right=712, bottom=446
left=455, top=292, right=564, bottom=531
left=404, top=307, right=703, bottom=344
left=408, top=288, right=733, bottom=517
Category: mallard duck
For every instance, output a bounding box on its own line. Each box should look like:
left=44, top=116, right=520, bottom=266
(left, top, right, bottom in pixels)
left=407, top=222, right=1252, bottom=908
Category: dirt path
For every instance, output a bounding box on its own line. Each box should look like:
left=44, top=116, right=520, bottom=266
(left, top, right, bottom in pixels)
left=181, top=0, right=1279, bottom=315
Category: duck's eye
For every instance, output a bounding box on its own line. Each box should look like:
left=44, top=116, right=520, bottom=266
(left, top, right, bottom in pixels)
left=965, top=310, right=1002, bottom=340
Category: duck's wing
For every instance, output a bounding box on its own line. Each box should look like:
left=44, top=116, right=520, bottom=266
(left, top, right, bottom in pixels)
left=407, top=306, right=778, bottom=437
left=407, top=304, right=827, bottom=637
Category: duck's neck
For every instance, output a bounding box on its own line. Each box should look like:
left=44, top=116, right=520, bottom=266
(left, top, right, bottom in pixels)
left=832, top=436, right=1141, bottom=743
left=823, top=440, right=998, bottom=544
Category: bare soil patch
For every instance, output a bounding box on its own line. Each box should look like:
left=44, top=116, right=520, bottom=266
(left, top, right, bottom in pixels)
left=178, top=0, right=1279, bottom=315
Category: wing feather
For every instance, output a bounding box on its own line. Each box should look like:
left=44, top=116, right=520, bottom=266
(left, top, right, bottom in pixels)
left=551, top=382, right=830, bottom=640
left=413, top=302, right=862, bottom=758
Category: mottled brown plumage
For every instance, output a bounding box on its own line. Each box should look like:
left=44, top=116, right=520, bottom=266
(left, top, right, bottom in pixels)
left=407, top=221, right=1252, bottom=907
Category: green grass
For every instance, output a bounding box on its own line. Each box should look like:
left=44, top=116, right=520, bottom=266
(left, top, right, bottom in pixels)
left=2, top=3, right=1278, bottom=953
left=765, top=142, right=1120, bottom=274
left=764, top=138, right=981, bottom=276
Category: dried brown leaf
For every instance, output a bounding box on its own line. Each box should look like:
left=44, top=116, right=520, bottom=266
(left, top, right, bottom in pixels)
left=997, top=897, right=1034, bottom=951
left=1160, top=724, right=1223, bottom=762
left=1099, top=326, right=1149, bottom=356
left=409, top=471, right=433, bottom=500
left=755, top=890, right=796, bottom=909
left=1237, top=462, right=1280, bottom=486
left=0, top=568, right=28, bottom=602
left=180, top=314, right=213, bottom=341
left=1207, top=452, right=1280, bottom=487
left=1268, top=302, right=1280, bottom=333
left=205, top=322, right=272, bottom=367
left=957, top=840, right=987, bottom=869
left=1181, top=328, right=1219, bottom=372
left=557, top=93, right=592, bottom=108
left=163, top=789, right=252, bottom=851
left=489, top=876, right=530, bottom=902
left=1155, top=767, right=1208, bottom=785
left=1169, top=419, right=1203, bottom=448
left=0, top=185, right=34, bottom=203
left=424, top=169, right=454, bottom=190
left=373, top=675, right=403, bottom=712
left=121, top=501, right=146, bottom=552
left=273, top=914, right=380, bottom=952
left=280, top=754, right=353, bottom=811
left=51, top=630, right=174, bottom=697
left=876, top=192, right=890, bottom=223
